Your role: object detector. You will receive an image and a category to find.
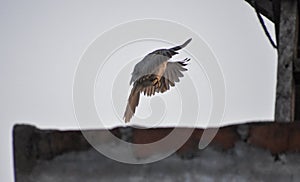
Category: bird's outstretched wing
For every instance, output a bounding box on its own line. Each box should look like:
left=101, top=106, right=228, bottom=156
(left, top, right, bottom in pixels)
left=129, top=38, right=192, bottom=85
left=140, top=58, right=190, bottom=96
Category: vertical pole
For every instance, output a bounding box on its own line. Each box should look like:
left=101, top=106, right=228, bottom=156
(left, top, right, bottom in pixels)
left=275, top=0, right=298, bottom=122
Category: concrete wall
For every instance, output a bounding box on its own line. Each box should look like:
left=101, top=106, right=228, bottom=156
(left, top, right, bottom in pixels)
left=13, top=122, right=300, bottom=181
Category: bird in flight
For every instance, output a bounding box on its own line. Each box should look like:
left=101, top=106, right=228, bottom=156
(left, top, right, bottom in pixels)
left=123, top=38, right=192, bottom=123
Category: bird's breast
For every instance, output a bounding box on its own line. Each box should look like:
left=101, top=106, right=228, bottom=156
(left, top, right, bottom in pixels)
left=154, top=61, right=167, bottom=79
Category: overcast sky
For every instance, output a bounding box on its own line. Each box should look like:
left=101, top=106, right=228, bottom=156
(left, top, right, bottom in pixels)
left=0, top=0, right=276, bottom=181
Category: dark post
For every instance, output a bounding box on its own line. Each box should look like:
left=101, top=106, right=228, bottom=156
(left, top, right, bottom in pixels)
left=275, top=0, right=298, bottom=122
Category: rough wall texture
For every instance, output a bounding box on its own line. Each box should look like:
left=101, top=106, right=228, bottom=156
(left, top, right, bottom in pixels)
left=13, top=122, right=300, bottom=181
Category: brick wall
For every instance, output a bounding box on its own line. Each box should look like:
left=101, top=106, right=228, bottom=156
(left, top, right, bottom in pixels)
left=13, top=122, right=300, bottom=181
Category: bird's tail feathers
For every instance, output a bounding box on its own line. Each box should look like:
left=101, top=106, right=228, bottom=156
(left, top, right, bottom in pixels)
left=123, top=85, right=141, bottom=123
left=170, top=38, right=192, bottom=51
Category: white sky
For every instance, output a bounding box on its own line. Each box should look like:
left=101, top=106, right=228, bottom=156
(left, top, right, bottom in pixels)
left=0, top=0, right=276, bottom=181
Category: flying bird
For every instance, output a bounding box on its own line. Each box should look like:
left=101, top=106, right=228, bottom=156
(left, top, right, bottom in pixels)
left=123, top=38, right=192, bottom=123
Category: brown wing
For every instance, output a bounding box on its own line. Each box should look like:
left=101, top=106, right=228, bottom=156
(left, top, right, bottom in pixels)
left=140, top=58, right=190, bottom=96
left=124, top=74, right=159, bottom=122
left=123, top=85, right=141, bottom=123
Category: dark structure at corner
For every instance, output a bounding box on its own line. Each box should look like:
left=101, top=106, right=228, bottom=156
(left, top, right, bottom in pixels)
left=245, top=0, right=300, bottom=122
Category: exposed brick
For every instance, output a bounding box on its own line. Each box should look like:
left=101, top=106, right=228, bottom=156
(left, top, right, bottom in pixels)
left=132, top=127, right=239, bottom=158
left=248, top=123, right=289, bottom=154
left=176, top=129, right=203, bottom=158
left=13, top=124, right=121, bottom=180
left=132, top=128, right=193, bottom=158
left=176, top=127, right=239, bottom=157
left=287, top=122, right=300, bottom=152
left=213, top=126, right=239, bottom=149
left=133, top=123, right=300, bottom=157
left=132, top=128, right=172, bottom=144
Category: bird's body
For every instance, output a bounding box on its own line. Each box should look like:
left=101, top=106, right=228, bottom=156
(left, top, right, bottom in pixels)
left=124, top=39, right=192, bottom=123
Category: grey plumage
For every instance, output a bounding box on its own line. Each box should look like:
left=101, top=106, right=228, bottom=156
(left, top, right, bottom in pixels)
left=124, top=39, right=192, bottom=123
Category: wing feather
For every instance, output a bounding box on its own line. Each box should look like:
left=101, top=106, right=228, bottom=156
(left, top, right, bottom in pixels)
left=158, top=58, right=190, bottom=93
left=130, top=58, right=189, bottom=97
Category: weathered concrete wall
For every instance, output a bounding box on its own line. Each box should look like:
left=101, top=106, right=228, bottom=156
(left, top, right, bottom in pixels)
left=13, top=122, right=300, bottom=182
